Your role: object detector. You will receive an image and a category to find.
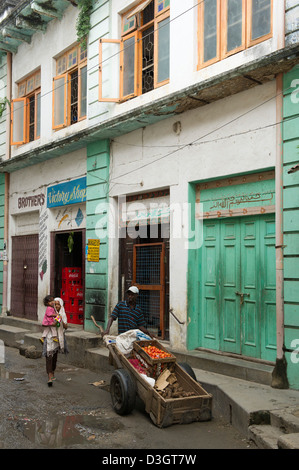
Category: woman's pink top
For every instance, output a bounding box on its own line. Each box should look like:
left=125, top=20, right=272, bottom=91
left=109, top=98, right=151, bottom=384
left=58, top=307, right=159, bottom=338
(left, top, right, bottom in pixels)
left=42, top=306, right=56, bottom=326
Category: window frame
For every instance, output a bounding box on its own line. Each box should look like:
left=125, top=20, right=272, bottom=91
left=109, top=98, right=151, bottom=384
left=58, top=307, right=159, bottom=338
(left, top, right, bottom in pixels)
left=120, top=31, right=139, bottom=101
left=52, top=43, right=87, bottom=130
left=198, top=0, right=273, bottom=70
left=154, top=10, right=171, bottom=89
left=99, top=0, right=170, bottom=103
left=99, top=38, right=121, bottom=102
left=11, top=97, right=27, bottom=146
left=221, top=0, right=246, bottom=59
left=52, top=73, right=68, bottom=131
left=246, top=0, right=273, bottom=48
left=11, top=70, right=41, bottom=146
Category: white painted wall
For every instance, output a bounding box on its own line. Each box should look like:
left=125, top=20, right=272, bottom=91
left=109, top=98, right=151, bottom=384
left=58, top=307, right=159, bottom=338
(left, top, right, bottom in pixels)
left=109, top=80, right=277, bottom=349
left=10, top=4, right=87, bottom=160
left=8, top=148, right=86, bottom=320
left=9, top=0, right=285, bottom=161
left=93, top=0, right=284, bottom=122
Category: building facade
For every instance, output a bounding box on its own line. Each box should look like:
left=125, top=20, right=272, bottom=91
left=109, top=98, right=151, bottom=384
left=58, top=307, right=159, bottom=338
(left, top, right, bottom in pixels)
left=0, top=0, right=299, bottom=389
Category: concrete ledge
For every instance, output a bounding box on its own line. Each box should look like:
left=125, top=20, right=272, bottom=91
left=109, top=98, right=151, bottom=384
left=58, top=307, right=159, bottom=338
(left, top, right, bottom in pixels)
left=85, top=347, right=114, bottom=373
left=0, top=324, right=30, bottom=348
left=1, top=316, right=41, bottom=333
left=172, top=348, right=274, bottom=386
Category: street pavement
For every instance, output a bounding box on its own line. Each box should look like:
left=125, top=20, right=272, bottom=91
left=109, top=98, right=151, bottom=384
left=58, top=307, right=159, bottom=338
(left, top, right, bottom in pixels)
left=0, top=346, right=256, bottom=450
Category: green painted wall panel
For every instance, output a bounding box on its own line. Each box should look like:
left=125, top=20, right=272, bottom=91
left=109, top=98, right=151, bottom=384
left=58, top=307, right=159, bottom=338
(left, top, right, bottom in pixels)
left=283, top=210, right=299, bottom=231
left=283, top=64, right=299, bottom=95
left=283, top=65, right=299, bottom=389
left=283, top=165, right=299, bottom=187
left=284, top=303, right=299, bottom=327
left=86, top=273, right=107, bottom=290
left=285, top=328, right=299, bottom=352
left=284, top=233, right=299, bottom=255
left=284, top=280, right=299, bottom=303
left=283, top=93, right=299, bottom=118
left=283, top=116, right=299, bottom=141
left=284, top=257, right=299, bottom=279
left=285, top=352, right=299, bottom=389
left=283, top=186, right=299, bottom=209
left=85, top=139, right=110, bottom=332
left=283, top=139, right=299, bottom=164
left=86, top=197, right=108, bottom=216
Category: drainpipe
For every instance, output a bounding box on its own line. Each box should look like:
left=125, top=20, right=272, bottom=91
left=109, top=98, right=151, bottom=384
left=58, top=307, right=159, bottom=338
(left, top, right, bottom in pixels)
left=2, top=52, right=12, bottom=316
left=271, top=2, right=289, bottom=389
left=271, top=73, right=288, bottom=389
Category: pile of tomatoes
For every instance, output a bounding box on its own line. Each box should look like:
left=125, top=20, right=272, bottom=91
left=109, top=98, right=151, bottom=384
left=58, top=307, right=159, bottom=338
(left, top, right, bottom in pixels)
left=142, top=345, right=172, bottom=359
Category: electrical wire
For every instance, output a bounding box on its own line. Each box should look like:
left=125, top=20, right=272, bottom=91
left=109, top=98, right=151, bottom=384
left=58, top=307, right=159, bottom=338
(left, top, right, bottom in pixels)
left=0, top=0, right=203, bottom=121
left=108, top=87, right=298, bottom=187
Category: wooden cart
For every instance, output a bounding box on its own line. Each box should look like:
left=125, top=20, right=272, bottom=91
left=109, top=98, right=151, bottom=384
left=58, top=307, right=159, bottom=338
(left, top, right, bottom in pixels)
left=108, top=340, right=212, bottom=428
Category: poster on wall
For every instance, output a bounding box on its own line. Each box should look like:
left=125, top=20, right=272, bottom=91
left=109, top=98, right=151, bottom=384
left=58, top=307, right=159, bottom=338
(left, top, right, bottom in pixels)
left=87, top=239, right=100, bottom=262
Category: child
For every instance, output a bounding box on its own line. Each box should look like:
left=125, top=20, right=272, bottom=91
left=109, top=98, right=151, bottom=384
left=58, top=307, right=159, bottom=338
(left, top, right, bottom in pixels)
left=40, top=295, right=59, bottom=344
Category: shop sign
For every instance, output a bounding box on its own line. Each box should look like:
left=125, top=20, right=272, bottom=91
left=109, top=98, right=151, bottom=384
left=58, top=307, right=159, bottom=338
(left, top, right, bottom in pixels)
left=87, top=239, right=100, bottom=262
left=196, top=171, right=275, bottom=219
left=47, top=177, right=86, bottom=208
left=18, top=193, right=45, bottom=209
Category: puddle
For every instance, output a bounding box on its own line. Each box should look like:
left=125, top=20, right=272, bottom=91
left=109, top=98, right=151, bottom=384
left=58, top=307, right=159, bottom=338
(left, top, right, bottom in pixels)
left=0, top=365, right=25, bottom=381
left=21, top=414, right=123, bottom=448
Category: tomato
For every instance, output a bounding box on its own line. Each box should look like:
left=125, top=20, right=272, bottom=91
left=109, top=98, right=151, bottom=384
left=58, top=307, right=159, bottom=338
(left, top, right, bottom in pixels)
left=142, top=345, right=172, bottom=359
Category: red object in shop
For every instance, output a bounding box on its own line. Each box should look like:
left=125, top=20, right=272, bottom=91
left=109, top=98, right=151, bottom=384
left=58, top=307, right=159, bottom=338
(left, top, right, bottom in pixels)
left=60, top=267, right=84, bottom=325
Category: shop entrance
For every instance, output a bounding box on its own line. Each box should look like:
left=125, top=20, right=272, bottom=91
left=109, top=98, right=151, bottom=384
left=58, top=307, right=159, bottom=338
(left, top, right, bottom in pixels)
left=11, top=234, right=39, bottom=320
left=50, top=230, right=85, bottom=325
left=119, top=224, right=169, bottom=339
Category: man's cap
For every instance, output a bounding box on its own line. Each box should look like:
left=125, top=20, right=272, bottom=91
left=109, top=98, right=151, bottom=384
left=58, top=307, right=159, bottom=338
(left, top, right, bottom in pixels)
left=127, top=286, right=139, bottom=294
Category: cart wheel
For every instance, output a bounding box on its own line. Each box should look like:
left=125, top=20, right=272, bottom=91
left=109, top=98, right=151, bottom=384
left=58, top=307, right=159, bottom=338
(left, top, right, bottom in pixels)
left=178, top=362, right=197, bottom=381
left=110, top=369, right=136, bottom=415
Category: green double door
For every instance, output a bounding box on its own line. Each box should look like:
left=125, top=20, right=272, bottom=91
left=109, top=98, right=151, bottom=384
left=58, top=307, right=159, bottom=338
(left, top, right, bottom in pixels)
left=200, top=214, right=276, bottom=361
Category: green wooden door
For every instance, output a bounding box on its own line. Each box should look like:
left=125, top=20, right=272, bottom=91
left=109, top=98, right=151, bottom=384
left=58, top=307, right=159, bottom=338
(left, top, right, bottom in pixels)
left=200, top=214, right=276, bottom=361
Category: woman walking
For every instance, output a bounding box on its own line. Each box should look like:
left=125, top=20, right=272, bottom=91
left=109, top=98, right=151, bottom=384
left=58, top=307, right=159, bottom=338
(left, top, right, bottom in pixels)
left=42, top=296, right=68, bottom=386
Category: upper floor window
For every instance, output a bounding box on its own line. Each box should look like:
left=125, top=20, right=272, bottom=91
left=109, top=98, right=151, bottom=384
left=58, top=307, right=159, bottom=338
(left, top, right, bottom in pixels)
left=99, top=0, right=170, bottom=103
left=53, top=43, right=87, bottom=130
left=198, top=0, right=272, bottom=69
left=11, top=69, right=41, bottom=146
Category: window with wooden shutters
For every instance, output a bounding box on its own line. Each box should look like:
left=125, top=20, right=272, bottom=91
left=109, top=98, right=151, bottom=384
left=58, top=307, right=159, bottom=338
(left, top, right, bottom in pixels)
left=99, top=0, right=170, bottom=103
left=53, top=43, right=87, bottom=130
left=11, top=69, right=41, bottom=146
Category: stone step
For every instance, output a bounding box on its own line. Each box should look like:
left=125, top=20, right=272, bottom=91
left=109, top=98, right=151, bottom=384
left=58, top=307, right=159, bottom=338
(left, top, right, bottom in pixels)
left=248, top=424, right=283, bottom=449
left=277, top=433, right=299, bottom=449
left=270, top=408, right=299, bottom=434
left=0, top=324, right=30, bottom=348
left=0, top=316, right=41, bottom=332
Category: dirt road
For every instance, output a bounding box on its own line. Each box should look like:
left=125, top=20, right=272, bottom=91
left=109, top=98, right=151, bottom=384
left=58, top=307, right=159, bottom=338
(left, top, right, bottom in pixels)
left=0, top=346, right=256, bottom=450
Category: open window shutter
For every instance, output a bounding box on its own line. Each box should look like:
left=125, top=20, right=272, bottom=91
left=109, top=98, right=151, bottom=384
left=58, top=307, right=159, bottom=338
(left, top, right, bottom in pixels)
left=154, top=12, right=170, bottom=88
left=99, top=39, right=121, bottom=102
left=11, top=98, right=27, bottom=145
left=78, top=63, right=87, bottom=119
left=120, top=32, right=138, bottom=101
left=52, top=74, right=67, bottom=130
